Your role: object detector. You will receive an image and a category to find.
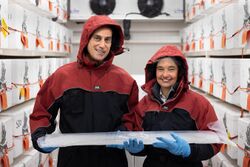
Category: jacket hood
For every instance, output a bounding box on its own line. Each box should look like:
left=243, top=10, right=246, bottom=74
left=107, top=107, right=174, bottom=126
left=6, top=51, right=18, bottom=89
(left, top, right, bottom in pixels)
left=76, top=15, right=124, bottom=67
left=143, top=45, right=189, bottom=91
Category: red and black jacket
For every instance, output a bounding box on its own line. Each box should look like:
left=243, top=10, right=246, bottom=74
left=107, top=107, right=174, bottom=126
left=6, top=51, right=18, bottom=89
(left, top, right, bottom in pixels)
left=30, top=15, right=138, bottom=167
left=123, top=45, right=222, bottom=167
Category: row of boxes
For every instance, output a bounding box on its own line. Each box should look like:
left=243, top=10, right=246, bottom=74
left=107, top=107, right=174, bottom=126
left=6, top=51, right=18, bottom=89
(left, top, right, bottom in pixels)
left=185, top=0, right=234, bottom=22
left=182, top=1, right=250, bottom=52
left=0, top=99, right=60, bottom=167
left=0, top=58, right=70, bottom=112
left=0, top=1, right=73, bottom=52
left=200, top=92, right=250, bottom=167
left=11, top=0, right=68, bottom=23
left=187, top=58, right=250, bottom=111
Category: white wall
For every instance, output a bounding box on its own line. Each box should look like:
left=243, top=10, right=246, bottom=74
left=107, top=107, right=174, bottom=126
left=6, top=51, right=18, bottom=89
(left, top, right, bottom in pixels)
left=69, top=20, right=186, bottom=74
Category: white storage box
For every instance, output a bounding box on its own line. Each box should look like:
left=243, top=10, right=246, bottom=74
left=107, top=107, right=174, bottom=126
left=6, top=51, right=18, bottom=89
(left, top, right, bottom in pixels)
left=213, top=101, right=248, bottom=159
left=0, top=100, right=34, bottom=158
left=0, top=116, right=14, bottom=166
left=212, top=3, right=241, bottom=50
left=187, top=58, right=198, bottom=86
left=240, top=59, right=250, bottom=111
left=213, top=58, right=241, bottom=106
left=47, top=58, right=59, bottom=76
left=12, top=154, right=33, bottom=167
left=237, top=117, right=250, bottom=167
left=8, top=3, right=36, bottom=50
left=0, top=60, right=12, bottom=111
left=237, top=117, right=250, bottom=150
left=193, top=58, right=206, bottom=90
left=203, top=58, right=215, bottom=94
left=0, top=0, right=8, bottom=49
left=23, top=148, right=40, bottom=167
left=211, top=152, right=224, bottom=167
left=11, top=59, right=40, bottom=104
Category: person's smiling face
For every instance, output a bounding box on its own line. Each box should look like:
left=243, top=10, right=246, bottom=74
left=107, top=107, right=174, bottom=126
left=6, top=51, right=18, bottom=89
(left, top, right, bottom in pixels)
left=156, top=57, right=179, bottom=95
left=87, top=26, right=112, bottom=63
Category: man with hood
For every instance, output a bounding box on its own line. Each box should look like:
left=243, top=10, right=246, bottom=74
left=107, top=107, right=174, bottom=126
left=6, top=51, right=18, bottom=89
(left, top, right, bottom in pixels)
left=29, top=15, right=139, bottom=167
left=120, top=45, right=225, bottom=167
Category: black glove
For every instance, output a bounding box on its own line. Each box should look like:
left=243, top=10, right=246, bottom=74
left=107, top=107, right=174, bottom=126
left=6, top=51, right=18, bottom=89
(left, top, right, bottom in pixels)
left=31, top=128, right=57, bottom=153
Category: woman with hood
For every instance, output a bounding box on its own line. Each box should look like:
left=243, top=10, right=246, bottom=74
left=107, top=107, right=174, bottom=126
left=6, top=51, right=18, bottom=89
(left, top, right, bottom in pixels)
left=120, top=45, right=225, bottom=167
left=29, top=15, right=139, bottom=167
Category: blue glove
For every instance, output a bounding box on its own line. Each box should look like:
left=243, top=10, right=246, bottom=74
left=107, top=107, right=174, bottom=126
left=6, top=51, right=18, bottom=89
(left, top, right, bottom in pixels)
left=107, top=138, right=144, bottom=153
left=152, top=132, right=191, bottom=158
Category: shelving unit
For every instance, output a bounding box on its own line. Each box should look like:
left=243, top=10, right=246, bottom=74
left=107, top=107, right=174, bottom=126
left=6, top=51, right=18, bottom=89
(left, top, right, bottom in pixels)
left=183, top=1, right=250, bottom=167
left=0, top=0, right=72, bottom=166
left=185, top=48, right=250, bottom=57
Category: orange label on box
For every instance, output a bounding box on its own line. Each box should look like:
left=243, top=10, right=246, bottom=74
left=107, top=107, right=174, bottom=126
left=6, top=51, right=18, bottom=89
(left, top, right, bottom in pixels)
left=49, top=40, right=53, bottom=51
left=191, top=41, right=195, bottom=51
left=221, top=85, right=226, bottom=101
left=243, top=155, right=250, bottom=167
left=23, top=135, right=30, bottom=151
left=199, top=79, right=203, bottom=89
left=49, top=1, right=53, bottom=12
left=57, top=40, right=60, bottom=51
left=199, top=38, right=204, bottom=50
left=247, top=94, right=250, bottom=112
left=210, top=36, right=214, bottom=49
left=36, top=38, right=44, bottom=48
left=1, top=153, right=10, bottom=167
left=220, top=144, right=226, bottom=153
left=242, top=30, right=248, bottom=45
left=49, top=156, right=53, bottom=167
left=0, top=92, right=8, bottom=110
left=192, top=7, right=196, bottom=17
left=21, top=33, right=28, bottom=48
left=221, top=33, right=226, bottom=49
left=25, top=86, right=30, bottom=100
left=209, top=82, right=214, bottom=94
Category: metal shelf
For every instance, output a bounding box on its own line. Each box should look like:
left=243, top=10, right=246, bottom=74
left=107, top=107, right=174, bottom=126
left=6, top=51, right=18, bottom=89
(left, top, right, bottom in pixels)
left=0, top=48, right=69, bottom=57
left=184, top=48, right=250, bottom=57
left=185, top=0, right=236, bottom=23
left=10, top=0, right=57, bottom=19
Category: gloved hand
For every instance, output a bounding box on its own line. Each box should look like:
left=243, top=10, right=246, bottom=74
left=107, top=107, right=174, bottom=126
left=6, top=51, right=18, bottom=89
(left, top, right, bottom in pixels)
left=152, top=132, right=191, bottom=158
left=107, top=138, right=144, bottom=153
left=37, top=136, right=58, bottom=153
